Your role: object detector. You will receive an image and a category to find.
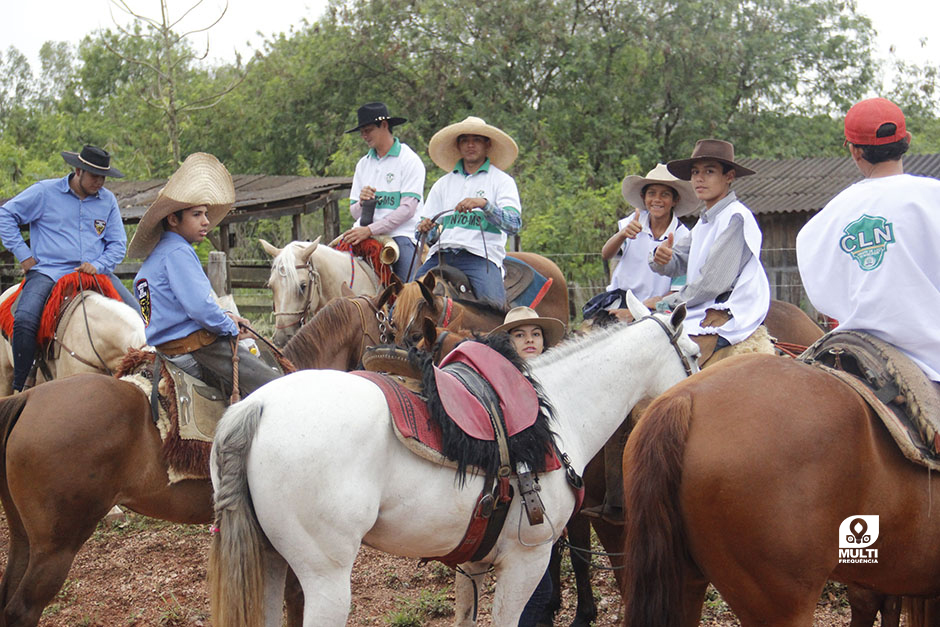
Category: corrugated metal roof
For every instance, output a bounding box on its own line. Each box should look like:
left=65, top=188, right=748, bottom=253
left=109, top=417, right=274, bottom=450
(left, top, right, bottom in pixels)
left=735, top=153, right=940, bottom=214
left=107, top=175, right=352, bottom=223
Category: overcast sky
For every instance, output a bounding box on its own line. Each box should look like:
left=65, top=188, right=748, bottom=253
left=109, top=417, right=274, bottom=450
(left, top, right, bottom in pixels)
left=4, top=0, right=939, bottom=92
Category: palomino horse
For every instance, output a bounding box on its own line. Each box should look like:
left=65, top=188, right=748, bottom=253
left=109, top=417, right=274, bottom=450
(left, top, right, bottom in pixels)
left=620, top=352, right=940, bottom=627
left=0, top=282, right=145, bottom=395
left=0, top=289, right=395, bottom=627
left=207, top=294, right=698, bottom=626
left=260, top=237, right=384, bottom=346
left=392, top=252, right=570, bottom=342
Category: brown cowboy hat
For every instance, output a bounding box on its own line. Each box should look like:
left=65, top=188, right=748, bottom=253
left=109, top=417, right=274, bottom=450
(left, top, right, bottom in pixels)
left=127, top=153, right=235, bottom=259
left=428, top=116, right=519, bottom=171
left=621, top=163, right=699, bottom=218
left=666, top=139, right=756, bottom=181
left=489, top=306, right=565, bottom=348
left=60, top=145, right=124, bottom=178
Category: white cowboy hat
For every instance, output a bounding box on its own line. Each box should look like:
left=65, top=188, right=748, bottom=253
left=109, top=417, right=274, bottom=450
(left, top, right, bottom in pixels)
left=489, top=306, right=565, bottom=348
left=621, top=163, right=699, bottom=218
left=428, top=116, right=519, bottom=171
left=127, top=153, right=235, bottom=259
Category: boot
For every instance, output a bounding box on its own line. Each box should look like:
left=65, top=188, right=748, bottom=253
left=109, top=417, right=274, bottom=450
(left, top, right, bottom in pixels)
left=581, top=418, right=630, bottom=524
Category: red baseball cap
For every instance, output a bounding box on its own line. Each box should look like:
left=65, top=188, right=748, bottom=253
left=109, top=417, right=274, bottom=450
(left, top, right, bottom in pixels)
left=844, top=97, right=907, bottom=146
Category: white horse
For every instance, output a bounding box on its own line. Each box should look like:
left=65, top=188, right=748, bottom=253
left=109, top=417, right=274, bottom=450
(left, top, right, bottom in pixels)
left=208, top=293, right=699, bottom=626
left=0, top=284, right=145, bottom=395
left=260, top=238, right=383, bottom=346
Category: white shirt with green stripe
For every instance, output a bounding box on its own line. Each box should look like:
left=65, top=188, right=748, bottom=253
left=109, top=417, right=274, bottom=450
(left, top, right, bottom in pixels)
left=350, top=138, right=425, bottom=242
left=421, top=159, right=521, bottom=270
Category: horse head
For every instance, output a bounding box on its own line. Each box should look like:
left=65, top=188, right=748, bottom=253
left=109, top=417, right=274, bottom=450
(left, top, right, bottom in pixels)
left=262, top=237, right=323, bottom=347
left=392, top=273, right=466, bottom=344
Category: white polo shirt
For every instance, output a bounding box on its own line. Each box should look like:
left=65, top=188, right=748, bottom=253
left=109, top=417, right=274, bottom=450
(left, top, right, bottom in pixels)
left=350, top=138, right=425, bottom=241
left=421, top=160, right=521, bottom=270
left=797, top=173, right=940, bottom=381
left=608, top=212, right=690, bottom=300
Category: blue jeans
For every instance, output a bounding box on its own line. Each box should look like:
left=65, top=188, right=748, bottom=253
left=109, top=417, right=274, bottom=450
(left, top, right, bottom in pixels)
left=518, top=568, right=553, bottom=627
left=417, top=249, right=506, bottom=305
left=11, top=271, right=140, bottom=390
left=390, top=235, right=417, bottom=282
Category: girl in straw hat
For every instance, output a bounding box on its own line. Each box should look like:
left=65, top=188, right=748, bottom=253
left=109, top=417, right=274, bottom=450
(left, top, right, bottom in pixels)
left=489, top=305, right=565, bottom=625
left=129, top=153, right=279, bottom=397
left=414, top=117, right=521, bottom=304
left=582, top=163, right=695, bottom=320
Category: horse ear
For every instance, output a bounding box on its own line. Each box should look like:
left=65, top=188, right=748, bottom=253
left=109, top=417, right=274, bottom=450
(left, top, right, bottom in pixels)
left=340, top=282, right=355, bottom=298
left=420, top=272, right=436, bottom=291
left=375, top=282, right=398, bottom=309
left=625, top=290, right=650, bottom=321
left=302, top=237, right=320, bottom=262
left=421, top=318, right=437, bottom=346
left=418, top=278, right=435, bottom=306
left=259, top=239, right=281, bottom=258
left=388, top=272, right=404, bottom=291
left=670, top=303, right=687, bottom=328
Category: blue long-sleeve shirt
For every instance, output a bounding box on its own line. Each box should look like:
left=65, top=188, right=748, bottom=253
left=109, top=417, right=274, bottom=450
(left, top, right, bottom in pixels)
left=0, top=174, right=127, bottom=280
left=134, top=231, right=238, bottom=346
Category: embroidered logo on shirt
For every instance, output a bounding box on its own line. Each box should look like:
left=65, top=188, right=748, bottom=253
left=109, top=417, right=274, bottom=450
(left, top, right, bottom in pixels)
left=94, top=219, right=106, bottom=235
left=387, top=172, right=395, bottom=183
left=839, top=214, right=895, bottom=271
left=135, top=279, right=152, bottom=327
left=476, top=189, right=485, bottom=197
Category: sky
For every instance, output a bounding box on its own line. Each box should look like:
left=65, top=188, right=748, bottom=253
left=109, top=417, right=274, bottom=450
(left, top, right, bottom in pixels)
left=3, top=0, right=939, bottom=87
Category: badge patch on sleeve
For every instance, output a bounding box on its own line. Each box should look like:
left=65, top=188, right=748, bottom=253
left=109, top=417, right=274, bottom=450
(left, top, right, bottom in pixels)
left=94, top=219, right=106, bottom=235
left=135, top=279, right=152, bottom=327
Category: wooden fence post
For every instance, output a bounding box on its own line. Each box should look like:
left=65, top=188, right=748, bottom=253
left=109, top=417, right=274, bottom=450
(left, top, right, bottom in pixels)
left=208, top=251, right=230, bottom=296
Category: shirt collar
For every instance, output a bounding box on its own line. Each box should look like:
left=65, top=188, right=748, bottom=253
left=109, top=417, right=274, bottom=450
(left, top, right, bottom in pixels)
left=368, top=137, right=402, bottom=160
left=60, top=173, right=101, bottom=199
left=699, top=190, right=737, bottom=224
left=640, top=211, right=681, bottom=241
left=453, top=157, right=491, bottom=175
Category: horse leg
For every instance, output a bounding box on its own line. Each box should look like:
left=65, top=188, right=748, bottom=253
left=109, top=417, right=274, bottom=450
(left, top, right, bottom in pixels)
left=284, top=567, right=305, bottom=627
left=261, top=544, right=289, bottom=627
left=545, top=540, right=563, bottom=624
left=565, top=515, right=598, bottom=627
left=454, top=565, right=489, bottom=626
left=847, top=586, right=888, bottom=627
left=491, top=550, right=553, bottom=626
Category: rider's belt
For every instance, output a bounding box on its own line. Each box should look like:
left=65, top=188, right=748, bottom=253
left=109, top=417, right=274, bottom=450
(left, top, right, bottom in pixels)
left=156, top=329, right=218, bottom=356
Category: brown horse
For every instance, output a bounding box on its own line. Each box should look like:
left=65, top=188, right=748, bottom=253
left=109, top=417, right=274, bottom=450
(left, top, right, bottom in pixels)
left=0, top=289, right=396, bottom=627
left=393, top=251, right=570, bottom=341
left=620, top=353, right=940, bottom=627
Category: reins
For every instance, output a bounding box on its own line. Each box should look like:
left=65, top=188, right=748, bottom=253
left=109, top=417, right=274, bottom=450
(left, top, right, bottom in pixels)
left=273, top=260, right=322, bottom=330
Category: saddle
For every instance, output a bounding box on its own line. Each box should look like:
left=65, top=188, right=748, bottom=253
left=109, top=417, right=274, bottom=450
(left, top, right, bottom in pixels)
left=116, top=348, right=226, bottom=483
left=428, top=256, right=552, bottom=309
left=0, top=272, right=122, bottom=347
left=354, top=338, right=578, bottom=568
left=799, top=330, right=940, bottom=470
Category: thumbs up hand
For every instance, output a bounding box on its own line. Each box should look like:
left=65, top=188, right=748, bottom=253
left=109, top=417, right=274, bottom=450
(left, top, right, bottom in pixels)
left=621, top=209, right=642, bottom=240
left=653, top=232, right=674, bottom=265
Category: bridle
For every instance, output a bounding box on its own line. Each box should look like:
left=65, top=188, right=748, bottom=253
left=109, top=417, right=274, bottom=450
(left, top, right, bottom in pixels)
left=641, top=313, right=697, bottom=377
left=273, top=259, right=322, bottom=331
left=351, top=295, right=395, bottom=359
left=399, top=294, right=456, bottom=343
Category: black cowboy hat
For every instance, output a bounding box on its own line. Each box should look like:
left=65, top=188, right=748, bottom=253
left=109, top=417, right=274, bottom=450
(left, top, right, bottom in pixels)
left=60, top=145, right=125, bottom=178
left=345, top=102, right=407, bottom=134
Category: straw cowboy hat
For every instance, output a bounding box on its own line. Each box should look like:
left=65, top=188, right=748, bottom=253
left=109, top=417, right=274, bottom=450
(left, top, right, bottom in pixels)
left=666, top=139, right=756, bottom=180
left=428, top=116, right=519, bottom=171
left=621, top=163, right=699, bottom=218
left=60, top=145, right=124, bottom=178
left=127, top=153, right=235, bottom=259
left=345, top=102, right=407, bottom=134
left=490, top=306, right=565, bottom=348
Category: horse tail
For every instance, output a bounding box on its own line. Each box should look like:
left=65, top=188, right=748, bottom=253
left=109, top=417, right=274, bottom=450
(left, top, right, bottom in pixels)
left=209, top=398, right=268, bottom=627
left=0, top=393, right=30, bottom=531
left=621, top=391, right=693, bottom=627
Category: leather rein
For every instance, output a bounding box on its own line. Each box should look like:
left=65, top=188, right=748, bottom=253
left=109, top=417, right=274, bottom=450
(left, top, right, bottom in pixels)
left=351, top=295, right=395, bottom=359
left=641, top=313, right=697, bottom=377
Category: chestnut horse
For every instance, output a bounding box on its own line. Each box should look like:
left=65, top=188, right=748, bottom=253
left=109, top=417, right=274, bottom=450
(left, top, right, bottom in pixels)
left=620, top=353, right=940, bottom=627
left=392, top=252, right=569, bottom=342
left=0, top=289, right=395, bottom=627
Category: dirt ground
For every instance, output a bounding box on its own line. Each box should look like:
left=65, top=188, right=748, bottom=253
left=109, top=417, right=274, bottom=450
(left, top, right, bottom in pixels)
left=0, top=510, right=865, bottom=626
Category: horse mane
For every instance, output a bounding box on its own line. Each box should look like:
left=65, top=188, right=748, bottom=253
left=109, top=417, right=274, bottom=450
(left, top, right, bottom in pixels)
left=529, top=322, right=624, bottom=368
left=393, top=282, right=424, bottom=329
left=415, top=333, right=557, bottom=484
left=282, top=297, right=355, bottom=369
